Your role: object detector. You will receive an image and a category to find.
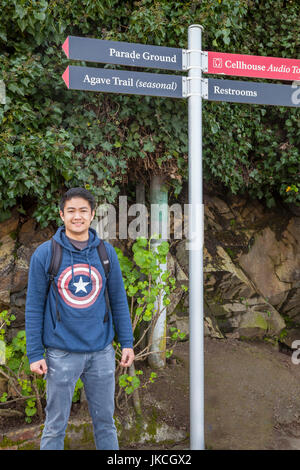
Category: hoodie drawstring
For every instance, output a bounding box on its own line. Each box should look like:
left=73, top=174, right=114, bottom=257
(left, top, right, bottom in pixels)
left=85, top=248, right=92, bottom=286
left=69, top=248, right=92, bottom=287
left=69, top=250, right=75, bottom=284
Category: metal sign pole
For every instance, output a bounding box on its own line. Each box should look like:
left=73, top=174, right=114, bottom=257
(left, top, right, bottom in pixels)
left=188, top=24, right=205, bottom=450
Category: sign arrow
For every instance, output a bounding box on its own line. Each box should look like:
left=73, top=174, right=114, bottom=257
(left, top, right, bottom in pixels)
left=62, top=37, right=69, bottom=59
left=62, top=67, right=69, bottom=89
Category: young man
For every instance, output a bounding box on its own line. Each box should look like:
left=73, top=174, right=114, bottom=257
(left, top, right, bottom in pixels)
left=25, top=187, right=134, bottom=450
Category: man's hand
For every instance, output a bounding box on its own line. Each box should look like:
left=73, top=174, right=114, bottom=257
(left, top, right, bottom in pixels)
left=30, top=359, right=48, bottom=376
left=120, top=348, right=135, bottom=368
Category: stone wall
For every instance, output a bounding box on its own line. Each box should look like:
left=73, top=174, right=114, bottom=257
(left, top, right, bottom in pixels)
left=0, top=209, right=55, bottom=340
left=1, top=194, right=299, bottom=346
left=174, top=193, right=300, bottom=343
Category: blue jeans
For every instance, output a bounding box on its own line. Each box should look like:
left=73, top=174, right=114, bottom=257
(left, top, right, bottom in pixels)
left=40, top=343, right=118, bottom=450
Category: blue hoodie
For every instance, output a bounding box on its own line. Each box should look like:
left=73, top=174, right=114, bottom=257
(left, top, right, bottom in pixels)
left=25, top=226, right=133, bottom=364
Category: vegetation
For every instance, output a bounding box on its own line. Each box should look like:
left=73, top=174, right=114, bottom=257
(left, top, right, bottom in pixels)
left=0, top=309, right=45, bottom=423
left=0, top=0, right=299, bottom=228
left=0, top=237, right=186, bottom=421
left=115, top=236, right=187, bottom=411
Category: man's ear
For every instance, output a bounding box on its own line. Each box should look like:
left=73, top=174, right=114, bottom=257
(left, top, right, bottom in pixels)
left=91, top=210, right=95, bottom=222
left=59, top=210, right=64, bottom=222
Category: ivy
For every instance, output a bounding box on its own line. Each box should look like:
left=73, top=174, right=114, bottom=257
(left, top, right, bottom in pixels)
left=0, top=0, right=299, bottom=227
left=0, top=311, right=87, bottom=423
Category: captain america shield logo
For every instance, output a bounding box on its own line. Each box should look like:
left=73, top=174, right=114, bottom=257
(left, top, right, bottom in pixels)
left=57, top=264, right=102, bottom=309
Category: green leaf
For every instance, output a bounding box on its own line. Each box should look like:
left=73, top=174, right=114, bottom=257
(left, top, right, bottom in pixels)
left=143, top=141, right=155, bottom=152
left=15, top=5, right=27, bottom=20
left=25, top=407, right=37, bottom=417
left=33, top=12, right=46, bottom=21
left=101, top=142, right=113, bottom=152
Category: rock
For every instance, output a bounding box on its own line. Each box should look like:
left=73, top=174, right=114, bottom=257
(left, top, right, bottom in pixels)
left=167, top=252, right=175, bottom=278
left=215, top=246, right=254, bottom=287
left=278, top=328, right=300, bottom=349
left=10, top=290, right=27, bottom=308
left=0, top=377, right=8, bottom=395
left=287, top=203, right=300, bottom=217
left=239, top=224, right=300, bottom=303
left=233, top=198, right=265, bottom=227
left=0, top=235, right=15, bottom=308
left=204, top=300, right=224, bottom=338
left=225, top=331, right=240, bottom=339
left=204, top=316, right=224, bottom=339
left=209, top=196, right=232, bottom=217
left=167, top=286, right=185, bottom=318
left=281, top=289, right=300, bottom=322
left=204, top=206, right=223, bottom=231
left=77, top=387, right=90, bottom=418
left=7, top=307, right=25, bottom=335
left=201, top=194, right=300, bottom=338
left=174, top=317, right=189, bottom=339
left=169, top=309, right=224, bottom=341
left=0, top=209, right=19, bottom=239
left=237, top=305, right=285, bottom=338
left=175, top=240, right=188, bottom=275
left=18, top=218, right=55, bottom=245
left=175, top=260, right=188, bottom=282
left=118, top=410, right=187, bottom=446
left=11, top=245, right=35, bottom=294
left=0, top=411, right=187, bottom=450
left=0, top=409, right=23, bottom=418
left=0, top=195, right=299, bottom=345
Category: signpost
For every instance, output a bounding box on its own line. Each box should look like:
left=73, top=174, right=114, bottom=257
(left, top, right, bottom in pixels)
left=61, top=28, right=299, bottom=452
left=62, top=35, right=183, bottom=71
left=205, top=78, right=300, bottom=107
left=62, top=65, right=183, bottom=99
left=62, top=35, right=300, bottom=81
left=203, top=50, right=300, bottom=81
left=187, top=25, right=205, bottom=451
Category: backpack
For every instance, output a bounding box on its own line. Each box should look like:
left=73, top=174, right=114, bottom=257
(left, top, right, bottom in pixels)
left=46, top=238, right=111, bottom=323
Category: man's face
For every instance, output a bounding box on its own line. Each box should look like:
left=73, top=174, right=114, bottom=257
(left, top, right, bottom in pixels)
left=60, top=197, right=95, bottom=238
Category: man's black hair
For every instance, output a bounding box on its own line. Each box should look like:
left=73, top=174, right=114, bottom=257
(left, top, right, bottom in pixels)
left=60, top=187, right=95, bottom=212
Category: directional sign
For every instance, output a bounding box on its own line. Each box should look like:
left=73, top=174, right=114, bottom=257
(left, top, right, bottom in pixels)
left=205, top=78, right=300, bottom=107
left=62, top=65, right=183, bottom=99
left=62, top=36, right=182, bottom=71
left=204, top=51, right=300, bottom=82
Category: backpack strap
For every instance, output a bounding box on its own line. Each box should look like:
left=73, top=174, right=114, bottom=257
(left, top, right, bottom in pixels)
left=97, top=240, right=111, bottom=322
left=46, top=237, right=111, bottom=323
left=97, top=239, right=110, bottom=276
left=48, top=238, right=63, bottom=280
left=47, top=238, right=62, bottom=321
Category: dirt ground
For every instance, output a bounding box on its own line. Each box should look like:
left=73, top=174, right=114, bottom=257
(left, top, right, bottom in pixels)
left=120, top=340, right=190, bottom=450
left=203, top=337, right=300, bottom=450
left=3, top=337, right=300, bottom=450
left=123, top=336, right=300, bottom=450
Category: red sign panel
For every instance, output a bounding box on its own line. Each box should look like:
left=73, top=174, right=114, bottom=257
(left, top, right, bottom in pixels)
left=206, top=51, right=300, bottom=81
